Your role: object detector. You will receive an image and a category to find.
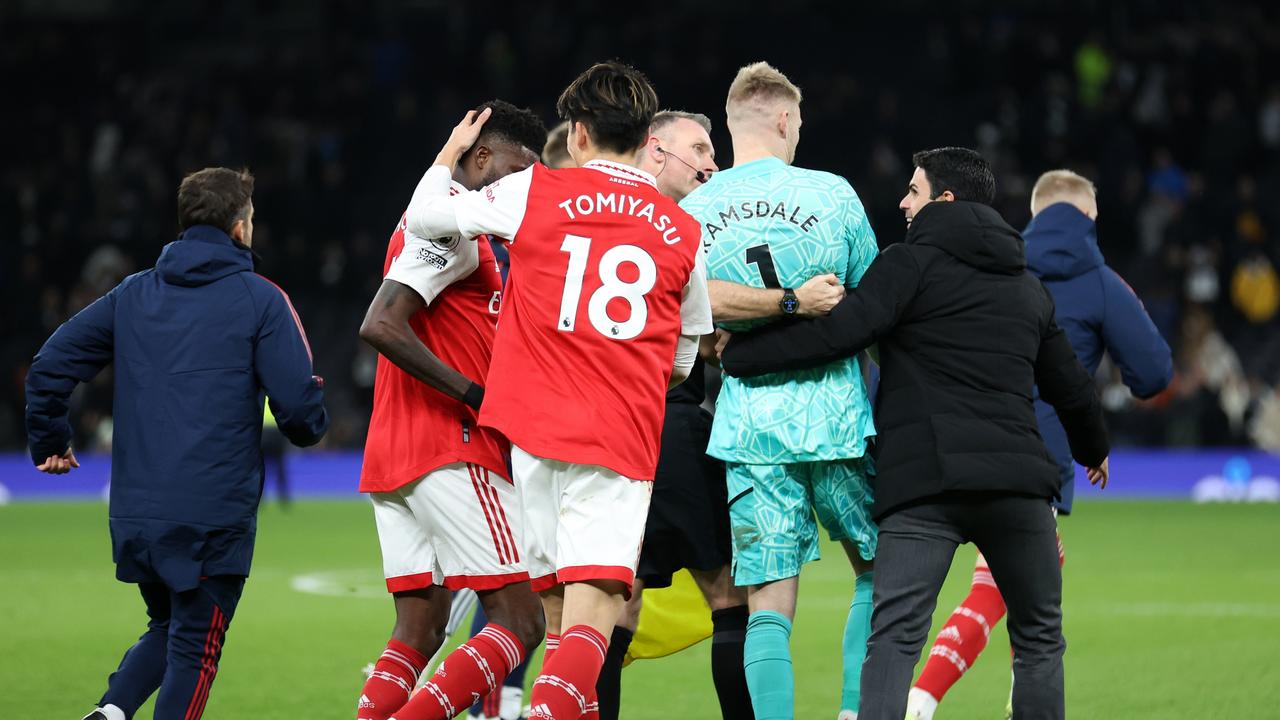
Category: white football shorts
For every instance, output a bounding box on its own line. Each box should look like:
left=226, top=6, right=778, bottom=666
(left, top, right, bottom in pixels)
left=511, top=444, right=653, bottom=593
left=370, top=462, right=527, bottom=592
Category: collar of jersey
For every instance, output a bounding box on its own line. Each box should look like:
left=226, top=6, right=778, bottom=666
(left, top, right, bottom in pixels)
left=720, top=156, right=786, bottom=179
left=582, top=159, right=657, bottom=188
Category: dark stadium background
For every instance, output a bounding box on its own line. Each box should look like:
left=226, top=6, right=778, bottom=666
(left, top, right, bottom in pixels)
left=4, top=0, right=1279, bottom=456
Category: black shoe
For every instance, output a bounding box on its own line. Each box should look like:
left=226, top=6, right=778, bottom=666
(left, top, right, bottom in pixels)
left=81, top=711, right=107, bottom=720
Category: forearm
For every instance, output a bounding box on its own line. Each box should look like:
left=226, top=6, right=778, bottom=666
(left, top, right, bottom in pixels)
left=722, top=319, right=852, bottom=378
left=361, top=320, right=479, bottom=404
left=722, top=291, right=881, bottom=378
left=1057, top=398, right=1110, bottom=467
left=708, top=280, right=784, bottom=322
left=24, top=385, right=73, bottom=463
left=1037, top=329, right=1110, bottom=466
left=25, top=332, right=103, bottom=462
left=669, top=334, right=699, bottom=388
left=405, top=165, right=461, bottom=239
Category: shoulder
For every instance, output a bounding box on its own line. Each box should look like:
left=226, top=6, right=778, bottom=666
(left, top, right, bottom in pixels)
left=680, top=173, right=736, bottom=210
left=879, top=242, right=920, bottom=266
left=241, top=272, right=294, bottom=310
left=793, top=166, right=859, bottom=197
left=112, top=269, right=156, bottom=297
left=799, top=167, right=867, bottom=215
left=1021, top=272, right=1059, bottom=319
left=799, top=165, right=854, bottom=190
left=1098, top=264, right=1137, bottom=296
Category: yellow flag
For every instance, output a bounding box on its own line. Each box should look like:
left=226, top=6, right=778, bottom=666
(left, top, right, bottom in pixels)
left=624, top=570, right=713, bottom=666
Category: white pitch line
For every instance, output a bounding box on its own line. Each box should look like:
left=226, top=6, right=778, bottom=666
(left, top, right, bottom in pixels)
left=290, top=569, right=388, bottom=600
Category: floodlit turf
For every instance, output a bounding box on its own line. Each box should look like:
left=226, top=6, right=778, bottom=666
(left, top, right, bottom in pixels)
left=2, top=500, right=1277, bottom=719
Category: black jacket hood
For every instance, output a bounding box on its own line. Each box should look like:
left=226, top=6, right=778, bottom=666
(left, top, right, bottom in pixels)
left=906, top=200, right=1026, bottom=276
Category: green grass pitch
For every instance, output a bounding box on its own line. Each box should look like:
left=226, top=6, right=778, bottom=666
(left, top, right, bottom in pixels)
left=2, top=501, right=1277, bottom=718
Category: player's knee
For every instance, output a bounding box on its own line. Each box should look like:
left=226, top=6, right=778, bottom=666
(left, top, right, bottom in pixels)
left=484, top=595, right=546, bottom=653
left=392, top=622, right=445, bottom=658
left=619, top=593, right=643, bottom=631
left=391, top=613, right=449, bottom=656
left=504, top=609, right=546, bottom=654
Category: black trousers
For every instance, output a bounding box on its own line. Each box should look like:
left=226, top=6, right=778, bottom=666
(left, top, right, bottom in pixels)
left=859, top=494, right=1064, bottom=720
left=100, top=576, right=245, bottom=719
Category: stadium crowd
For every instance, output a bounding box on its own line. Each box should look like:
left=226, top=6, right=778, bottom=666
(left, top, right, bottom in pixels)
left=4, top=2, right=1279, bottom=455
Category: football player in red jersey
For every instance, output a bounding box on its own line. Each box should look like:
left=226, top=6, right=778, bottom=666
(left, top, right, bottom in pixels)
left=353, top=100, right=548, bottom=720
left=403, top=62, right=714, bottom=720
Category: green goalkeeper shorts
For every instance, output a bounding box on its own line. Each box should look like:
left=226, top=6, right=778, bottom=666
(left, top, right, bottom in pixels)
left=726, top=457, right=877, bottom=587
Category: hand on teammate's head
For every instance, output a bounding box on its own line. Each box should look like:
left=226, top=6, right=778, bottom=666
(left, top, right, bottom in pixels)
left=442, top=108, right=493, bottom=159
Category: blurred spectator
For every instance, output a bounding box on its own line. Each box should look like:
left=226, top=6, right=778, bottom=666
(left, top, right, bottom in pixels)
left=1171, top=307, right=1252, bottom=445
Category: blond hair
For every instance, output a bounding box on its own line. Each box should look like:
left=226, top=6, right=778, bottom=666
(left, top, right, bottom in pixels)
left=1031, top=169, right=1097, bottom=217
left=542, top=121, right=572, bottom=169
left=726, top=62, right=802, bottom=118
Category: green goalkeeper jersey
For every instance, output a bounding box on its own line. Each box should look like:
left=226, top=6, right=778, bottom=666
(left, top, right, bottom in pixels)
left=681, top=156, right=878, bottom=464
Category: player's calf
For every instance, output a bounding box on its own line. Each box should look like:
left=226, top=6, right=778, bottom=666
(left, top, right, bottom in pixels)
left=391, top=622, right=529, bottom=720
left=358, top=588, right=451, bottom=720
left=478, top=581, right=546, bottom=655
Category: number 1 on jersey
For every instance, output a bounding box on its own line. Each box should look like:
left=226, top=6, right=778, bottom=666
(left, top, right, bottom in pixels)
left=558, top=234, right=592, bottom=332
left=746, top=243, right=781, bottom=288
left=558, top=234, right=657, bottom=341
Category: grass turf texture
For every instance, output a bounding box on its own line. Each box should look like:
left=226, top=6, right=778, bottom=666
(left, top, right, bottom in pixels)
left=2, top=500, right=1277, bottom=719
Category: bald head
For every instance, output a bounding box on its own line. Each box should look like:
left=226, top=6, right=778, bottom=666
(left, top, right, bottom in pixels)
left=1031, top=169, right=1098, bottom=219
left=725, top=62, right=803, bottom=163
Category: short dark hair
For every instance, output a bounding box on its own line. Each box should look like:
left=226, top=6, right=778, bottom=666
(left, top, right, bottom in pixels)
left=911, top=147, right=996, bottom=205
left=471, top=99, right=548, bottom=157
left=651, top=110, right=713, bottom=136
left=556, top=61, right=659, bottom=154
left=177, top=167, right=254, bottom=234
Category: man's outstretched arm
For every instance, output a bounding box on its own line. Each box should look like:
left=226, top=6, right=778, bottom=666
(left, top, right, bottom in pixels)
left=721, top=245, right=919, bottom=378
left=709, top=274, right=845, bottom=322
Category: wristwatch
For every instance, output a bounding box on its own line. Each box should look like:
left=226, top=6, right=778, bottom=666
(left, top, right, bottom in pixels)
left=779, top=288, right=799, bottom=315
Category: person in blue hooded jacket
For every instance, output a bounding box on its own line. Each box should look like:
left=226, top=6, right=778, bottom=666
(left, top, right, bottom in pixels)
left=25, top=167, right=329, bottom=720
left=907, top=169, right=1172, bottom=720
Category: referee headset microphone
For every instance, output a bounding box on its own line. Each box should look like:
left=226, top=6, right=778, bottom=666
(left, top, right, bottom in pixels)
left=657, top=146, right=708, bottom=183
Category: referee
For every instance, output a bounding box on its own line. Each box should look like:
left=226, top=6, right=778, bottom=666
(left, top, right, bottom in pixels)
left=720, top=148, right=1109, bottom=720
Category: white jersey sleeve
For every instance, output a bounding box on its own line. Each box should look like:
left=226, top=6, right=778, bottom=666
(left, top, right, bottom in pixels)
left=406, top=165, right=533, bottom=242
left=680, top=243, right=715, bottom=336
left=384, top=222, right=480, bottom=306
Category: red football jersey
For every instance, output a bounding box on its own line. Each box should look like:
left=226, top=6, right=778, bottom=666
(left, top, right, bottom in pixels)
left=359, top=198, right=509, bottom=493
left=406, top=160, right=714, bottom=480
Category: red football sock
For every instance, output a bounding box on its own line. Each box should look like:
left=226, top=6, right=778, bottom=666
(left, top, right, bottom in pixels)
left=544, top=632, right=561, bottom=663
left=540, top=632, right=597, bottom=719
left=527, top=625, right=608, bottom=720
left=914, top=564, right=1008, bottom=701
left=358, top=639, right=429, bottom=720
left=392, top=624, right=525, bottom=720
left=480, top=687, right=501, bottom=719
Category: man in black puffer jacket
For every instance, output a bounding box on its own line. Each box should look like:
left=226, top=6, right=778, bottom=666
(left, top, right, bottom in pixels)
left=719, top=148, right=1109, bottom=720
